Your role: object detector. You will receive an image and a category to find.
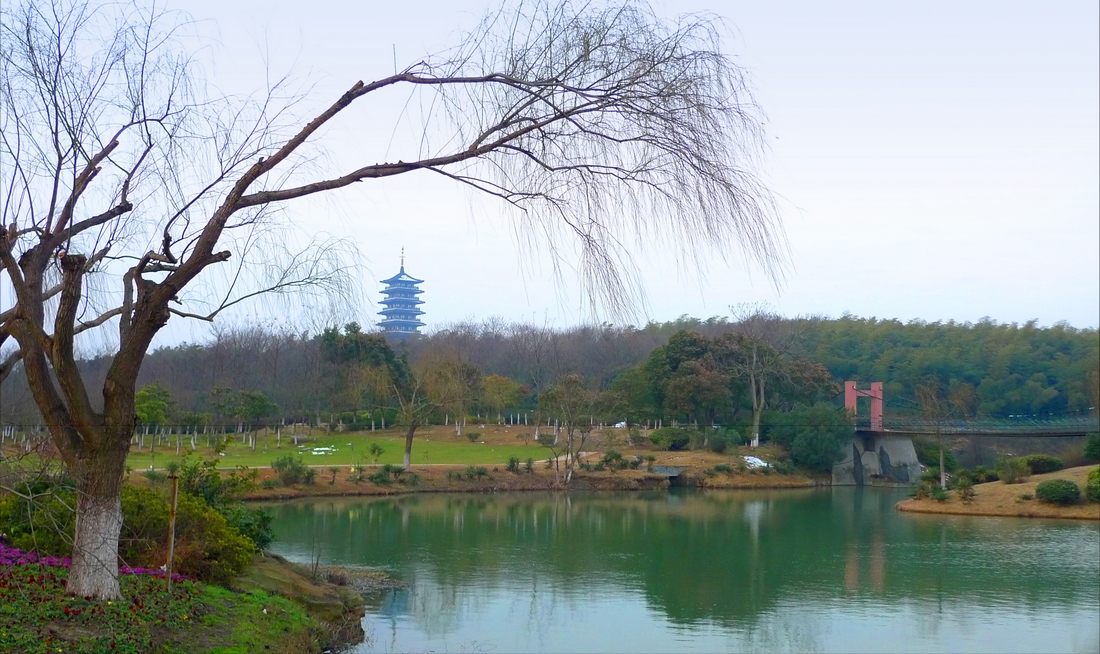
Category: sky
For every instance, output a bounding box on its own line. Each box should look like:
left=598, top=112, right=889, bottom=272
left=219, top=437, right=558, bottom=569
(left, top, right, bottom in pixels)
left=113, top=0, right=1100, bottom=343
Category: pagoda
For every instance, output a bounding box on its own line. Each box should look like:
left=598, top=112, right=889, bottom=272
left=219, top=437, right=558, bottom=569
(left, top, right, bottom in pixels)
left=377, top=249, right=425, bottom=339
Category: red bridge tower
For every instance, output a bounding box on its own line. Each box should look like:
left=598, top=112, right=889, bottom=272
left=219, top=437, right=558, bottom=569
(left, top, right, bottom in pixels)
left=845, top=381, right=883, bottom=431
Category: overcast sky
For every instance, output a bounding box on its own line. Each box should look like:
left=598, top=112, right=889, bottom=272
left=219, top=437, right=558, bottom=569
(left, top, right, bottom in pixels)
left=158, top=0, right=1098, bottom=343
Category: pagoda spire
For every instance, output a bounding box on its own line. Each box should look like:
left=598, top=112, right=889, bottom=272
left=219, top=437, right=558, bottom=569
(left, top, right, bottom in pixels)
left=378, top=250, right=424, bottom=340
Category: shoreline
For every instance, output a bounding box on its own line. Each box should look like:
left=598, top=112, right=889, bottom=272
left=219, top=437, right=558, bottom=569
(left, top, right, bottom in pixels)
left=232, top=461, right=827, bottom=502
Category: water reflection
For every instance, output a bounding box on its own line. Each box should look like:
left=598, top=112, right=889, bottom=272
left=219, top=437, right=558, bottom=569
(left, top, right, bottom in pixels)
left=262, top=489, right=1099, bottom=653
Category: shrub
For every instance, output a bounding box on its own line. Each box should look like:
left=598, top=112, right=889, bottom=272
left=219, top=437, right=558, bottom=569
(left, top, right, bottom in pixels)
left=916, top=444, right=958, bottom=472
left=506, top=457, right=521, bottom=474
left=714, top=464, right=733, bottom=473
left=765, top=405, right=853, bottom=472
left=774, top=460, right=796, bottom=475
left=0, top=483, right=75, bottom=557
left=972, top=465, right=998, bottom=483
left=954, top=477, right=976, bottom=504
left=1034, top=479, right=1081, bottom=505
left=1086, top=467, right=1100, bottom=502
left=931, top=486, right=949, bottom=502
left=465, top=431, right=482, bottom=442
left=261, top=478, right=279, bottom=489
left=997, top=457, right=1031, bottom=484
left=271, top=455, right=311, bottom=485
left=1021, top=454, right=1063, bottom=475
left=169, top=492, right=255, bottom=581
left=446, top=470, right=463, bottom=482
left=648, top=427, right=690, bottom=451
left=169, top=456, right=272, bottom=552
left=0, top=483, right=254, bottom=583
left=367, top=471, right=392, bottom=485
left=1018, top=493, right=1033, bottom=501
left=703, top=468, right=717, bottom=478
left=707, top=431, right=731, bottom=454
left=143, top=469, right=167, bottom=484
left=524, top=458, right=535, bottom=473
left=920, top=468, right=941, bottom=484
left=601, top=450, right=626, bottom=471
left=217, top=502, right=275, bottom=551
left=382, top=463, right=405, bottom=477
left=1084, top=433, right=1099, bottom=462
left=464, top=465, right=488, bottom=479
left=400, top=473, right=421, bottom=486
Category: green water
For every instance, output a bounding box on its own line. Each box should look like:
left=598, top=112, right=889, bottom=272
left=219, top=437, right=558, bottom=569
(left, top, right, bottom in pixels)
left=261, top=488, right=1100, bottom=653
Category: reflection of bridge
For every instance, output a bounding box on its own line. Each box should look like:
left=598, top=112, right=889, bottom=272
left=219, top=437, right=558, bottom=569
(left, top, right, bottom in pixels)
left=833, top=382, right=1099, bottom=486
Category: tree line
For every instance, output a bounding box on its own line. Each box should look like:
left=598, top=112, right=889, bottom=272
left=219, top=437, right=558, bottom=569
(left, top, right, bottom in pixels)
left=2, top=313, right=1095, bottom=429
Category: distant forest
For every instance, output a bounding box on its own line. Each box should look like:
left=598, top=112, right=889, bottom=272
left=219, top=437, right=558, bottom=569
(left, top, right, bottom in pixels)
left=1, top=315, right=1097, bottom=426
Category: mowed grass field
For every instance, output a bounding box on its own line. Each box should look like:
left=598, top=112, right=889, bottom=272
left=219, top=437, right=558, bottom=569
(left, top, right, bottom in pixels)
left=125, top=423, right=556, bottom=470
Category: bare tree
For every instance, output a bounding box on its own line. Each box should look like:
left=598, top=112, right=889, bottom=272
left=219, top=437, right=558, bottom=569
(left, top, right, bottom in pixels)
left=0, top=0, right=782, bottom=599
left=365, top=350, right=480, bottom=470
left=539, top=373, right=599, bottom=485
left=916, top=382, right=952, bottom=490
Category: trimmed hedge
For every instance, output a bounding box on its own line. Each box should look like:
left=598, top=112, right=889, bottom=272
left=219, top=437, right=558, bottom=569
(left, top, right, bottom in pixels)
left=1034, top=479, right=1080, bottom=506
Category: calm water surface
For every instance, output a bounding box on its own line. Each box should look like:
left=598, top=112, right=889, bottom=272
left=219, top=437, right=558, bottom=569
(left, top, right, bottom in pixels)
left=262, top=488, right=1100, bottom=653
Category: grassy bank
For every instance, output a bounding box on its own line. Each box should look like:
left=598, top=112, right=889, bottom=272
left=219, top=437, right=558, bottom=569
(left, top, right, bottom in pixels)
left=0, top=541, right=386, bottom=653
left=0, top=559, right=320, bottom=653
left=896, top=465, right=1100, bottom=520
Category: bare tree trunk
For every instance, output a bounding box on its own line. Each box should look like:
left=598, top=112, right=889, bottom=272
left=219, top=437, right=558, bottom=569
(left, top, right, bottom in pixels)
left=66, top=441, right=128, bottom=600
left=938, top=431, right=946, bottom=489
left=750, top=367, right=765, bottom=448
left=403, top=421, right=419, bottom=470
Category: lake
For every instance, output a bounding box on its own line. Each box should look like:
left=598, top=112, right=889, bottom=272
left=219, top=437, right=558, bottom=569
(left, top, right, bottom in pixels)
left=262, top=488, right=1100, bottom=653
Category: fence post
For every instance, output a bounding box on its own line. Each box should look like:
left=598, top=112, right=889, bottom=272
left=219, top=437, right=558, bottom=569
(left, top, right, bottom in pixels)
left=166, top=472, right=179, bottom=593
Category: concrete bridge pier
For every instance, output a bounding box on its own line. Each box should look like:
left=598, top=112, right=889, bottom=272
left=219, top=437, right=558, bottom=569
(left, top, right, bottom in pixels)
left=832, top=432, right=921, bottom=486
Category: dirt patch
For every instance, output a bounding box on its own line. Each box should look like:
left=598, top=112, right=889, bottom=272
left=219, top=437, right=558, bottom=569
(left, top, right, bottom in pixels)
left=896, top=465, right=1100, bottom=520
left=43, top=621, right=106, bottom=642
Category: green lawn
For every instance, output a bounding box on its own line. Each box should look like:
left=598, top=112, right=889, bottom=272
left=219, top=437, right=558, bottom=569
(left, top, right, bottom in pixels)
left=126, top=431, right=549, bottom=470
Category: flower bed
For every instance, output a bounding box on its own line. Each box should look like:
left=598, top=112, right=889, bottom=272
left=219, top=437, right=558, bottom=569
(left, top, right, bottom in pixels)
left=0, top=541, right=187, bottom=581
left=1, top=542, right=199, bottom=652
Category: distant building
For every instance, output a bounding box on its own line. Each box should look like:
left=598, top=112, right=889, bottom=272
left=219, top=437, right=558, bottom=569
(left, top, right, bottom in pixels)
left=377, top=251, right=425, bottom=340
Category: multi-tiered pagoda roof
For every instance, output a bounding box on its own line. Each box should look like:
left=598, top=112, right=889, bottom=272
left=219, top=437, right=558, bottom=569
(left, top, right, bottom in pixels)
left=378, top=253, right=424, bottom=339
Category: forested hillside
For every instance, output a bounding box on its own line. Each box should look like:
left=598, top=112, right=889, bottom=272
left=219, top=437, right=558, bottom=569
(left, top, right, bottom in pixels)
left=1, top=315, right=1096, bottom=425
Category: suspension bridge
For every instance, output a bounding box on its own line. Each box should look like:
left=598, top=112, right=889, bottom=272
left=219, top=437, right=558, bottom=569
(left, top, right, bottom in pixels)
left=833, top=382, right=1098, bottom=486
